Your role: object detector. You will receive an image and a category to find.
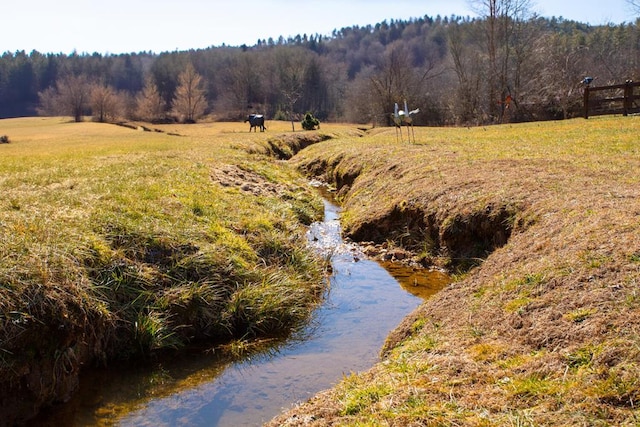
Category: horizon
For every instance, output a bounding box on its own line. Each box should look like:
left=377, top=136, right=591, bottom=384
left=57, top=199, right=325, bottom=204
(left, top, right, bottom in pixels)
left=3, top=0, right=636, bottom=55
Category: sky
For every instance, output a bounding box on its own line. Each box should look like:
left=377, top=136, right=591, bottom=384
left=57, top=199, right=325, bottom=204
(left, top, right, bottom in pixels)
left=3, top=0, right=636, bottom=55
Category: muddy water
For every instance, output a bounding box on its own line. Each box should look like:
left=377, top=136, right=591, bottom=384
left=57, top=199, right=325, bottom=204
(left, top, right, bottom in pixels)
left=34, top=194, right=449, bottom=427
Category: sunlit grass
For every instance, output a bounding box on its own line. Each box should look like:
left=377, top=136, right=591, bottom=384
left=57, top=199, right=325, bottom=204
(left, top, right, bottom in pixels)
left=267, top=115, right=640, bottom=427
left=0, top=117, right=325, bottom=391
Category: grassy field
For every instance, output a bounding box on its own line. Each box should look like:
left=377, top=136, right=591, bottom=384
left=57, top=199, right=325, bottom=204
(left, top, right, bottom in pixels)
left=3, top=116, right=640, bottom=426
left=0, top=117, right=329, bottom=423
left=266, top=116, right=640, bottom=426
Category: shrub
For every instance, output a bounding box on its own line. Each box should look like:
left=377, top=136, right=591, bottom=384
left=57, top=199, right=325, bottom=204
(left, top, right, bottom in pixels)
left=273, top=110, right=288, bottom=121
left=301, top=112, right=320, bottom=130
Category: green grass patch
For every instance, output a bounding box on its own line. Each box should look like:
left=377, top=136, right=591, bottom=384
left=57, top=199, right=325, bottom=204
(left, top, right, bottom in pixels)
left=587, top=363, right=640, bottom=407
left=504, top=296, right=533, bottom=313
left=338, top=375, right=393, bottom=416
left=508, top=374, right=560, bottom=402
left=565, top=344, right=599, bottom=370
left=564, top=307, right=597, bottom=323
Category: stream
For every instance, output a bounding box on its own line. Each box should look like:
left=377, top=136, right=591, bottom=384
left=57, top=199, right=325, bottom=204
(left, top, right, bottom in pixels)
left=34, top=191, right=449, bottom=426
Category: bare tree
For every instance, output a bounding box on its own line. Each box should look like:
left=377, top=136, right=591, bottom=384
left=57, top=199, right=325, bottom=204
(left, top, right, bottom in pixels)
left=135, top=76, right=166, bottom=122
left=37, top=86, right=60, bottom=117
left=53, top=74, right=92, bottom=122
left=344, top=66, right=379, bottom=125
left=525, top=34, right=587, bottom=119
left=227, top=53, right=263, bottom=116
left=275, top=48, right=306, bottom=131
left=90, top=83, right=122, bottom=123
left=368, top=42, right=439, bottom=125
left=369, top=45, right=412, bottom=125
left=171, top=63, right=207, bottom=123
left=448, top=21, right=484, bottom=123
left=471, top=0, right=534, bottom=122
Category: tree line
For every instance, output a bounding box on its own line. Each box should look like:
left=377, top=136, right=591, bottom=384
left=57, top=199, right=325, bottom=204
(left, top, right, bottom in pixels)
left=1, top=4, right=639, bottom=126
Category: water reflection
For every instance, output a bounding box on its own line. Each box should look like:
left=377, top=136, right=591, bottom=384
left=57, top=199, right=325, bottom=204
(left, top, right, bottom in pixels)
left=33, top=193, right=448, bottom=427
left=379, top=261, right=450, bottom=300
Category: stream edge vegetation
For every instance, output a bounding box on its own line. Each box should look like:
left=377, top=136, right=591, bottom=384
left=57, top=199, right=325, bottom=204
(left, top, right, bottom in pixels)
left=269, top=115, right=640, bottom=426
left=0, top=118, right=328, bottom=424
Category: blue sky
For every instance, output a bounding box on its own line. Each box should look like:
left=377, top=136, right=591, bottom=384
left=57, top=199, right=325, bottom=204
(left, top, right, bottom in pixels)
left=3, top=0, right=635, bottom=54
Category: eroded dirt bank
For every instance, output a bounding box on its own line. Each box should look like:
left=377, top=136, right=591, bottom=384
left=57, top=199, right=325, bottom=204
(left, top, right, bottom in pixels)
left=268, top=119, right=640, bottom=426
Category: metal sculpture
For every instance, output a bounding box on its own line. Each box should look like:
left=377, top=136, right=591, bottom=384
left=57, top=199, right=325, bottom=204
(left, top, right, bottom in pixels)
left=393, top=100, right=419, bottom=143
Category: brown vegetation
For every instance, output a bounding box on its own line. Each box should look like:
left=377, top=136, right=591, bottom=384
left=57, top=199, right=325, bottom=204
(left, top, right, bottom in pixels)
left=3, top=11, right=638, bottom=126
left=267, top=116, right=640, bottom=426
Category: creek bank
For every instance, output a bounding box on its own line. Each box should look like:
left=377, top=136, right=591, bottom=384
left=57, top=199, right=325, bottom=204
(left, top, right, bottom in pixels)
left=0, top=130, right=364, bottom=426
left=297, top=157, right=520, bottom=273
left=0, top=132, right=330, bottom=426
left=267, top=121, right=640, bottom=426
left=30, top=183, right=447, bottom=427
left=245, top=131, right=335, bottom=160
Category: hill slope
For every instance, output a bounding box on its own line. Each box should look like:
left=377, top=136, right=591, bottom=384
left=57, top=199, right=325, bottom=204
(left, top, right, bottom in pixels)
left=268, top=116, right=640, bottom=425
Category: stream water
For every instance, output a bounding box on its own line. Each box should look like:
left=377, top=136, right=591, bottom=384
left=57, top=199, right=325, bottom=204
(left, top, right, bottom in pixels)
left=34, top=192, right=449, bottom=426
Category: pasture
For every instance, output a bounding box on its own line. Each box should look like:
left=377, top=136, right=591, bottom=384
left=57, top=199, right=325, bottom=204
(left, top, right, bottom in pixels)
left=2, top=115, right=640, bottom=426
left=268, top=116, right=640, bottom=426
left=0, top=117, right=327, bottom=423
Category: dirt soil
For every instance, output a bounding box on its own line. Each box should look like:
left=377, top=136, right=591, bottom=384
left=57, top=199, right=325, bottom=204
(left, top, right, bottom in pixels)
left=266, top=119, right=640, bottom=426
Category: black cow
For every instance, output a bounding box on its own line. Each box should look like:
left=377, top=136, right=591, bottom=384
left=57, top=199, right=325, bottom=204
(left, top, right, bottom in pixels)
left=245, top=114, right=266, bottom=132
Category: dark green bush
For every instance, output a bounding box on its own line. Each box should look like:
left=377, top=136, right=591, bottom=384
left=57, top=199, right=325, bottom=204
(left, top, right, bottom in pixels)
left=301, top=113, right=320, bottom=131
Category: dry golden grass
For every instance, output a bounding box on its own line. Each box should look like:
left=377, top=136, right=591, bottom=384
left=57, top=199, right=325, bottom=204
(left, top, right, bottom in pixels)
left=268, top=116, right=640, bottom=426
left=4, top=116, right=640, bottom=425
left=0, top=117, right=328, bottom=423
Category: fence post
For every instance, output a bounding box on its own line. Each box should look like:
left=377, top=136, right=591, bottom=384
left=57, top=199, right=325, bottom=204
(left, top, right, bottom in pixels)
left=583, top=86, right=590, bottom=119
left=623, top=80, right=632, bottom=116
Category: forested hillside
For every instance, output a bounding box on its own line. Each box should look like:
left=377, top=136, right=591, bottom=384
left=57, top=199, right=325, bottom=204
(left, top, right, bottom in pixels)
left=1, top=11, right=638, bottom=125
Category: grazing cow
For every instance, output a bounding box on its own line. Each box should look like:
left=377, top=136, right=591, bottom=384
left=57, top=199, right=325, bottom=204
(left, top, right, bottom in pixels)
left=245, top=114, right=266, bottom=132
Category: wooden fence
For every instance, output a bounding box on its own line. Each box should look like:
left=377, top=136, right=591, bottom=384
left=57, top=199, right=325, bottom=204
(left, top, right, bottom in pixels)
left=583, top=80, right=640, bottom=118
